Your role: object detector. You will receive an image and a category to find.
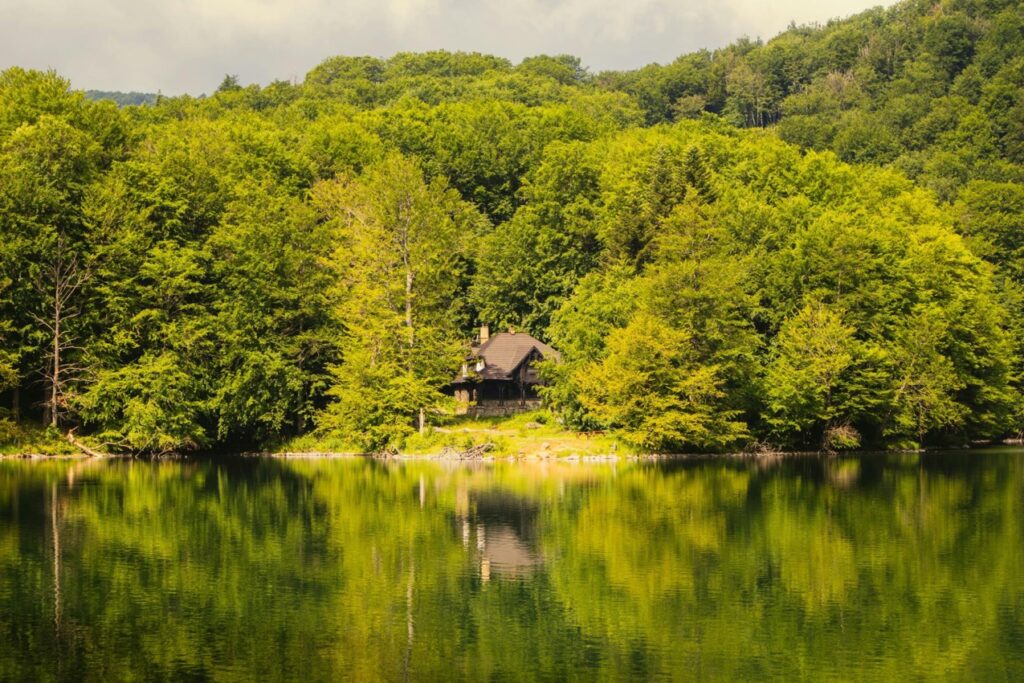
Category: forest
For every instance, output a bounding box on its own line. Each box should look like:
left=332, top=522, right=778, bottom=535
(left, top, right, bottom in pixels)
left=1, top=0, right=1023, bottom=454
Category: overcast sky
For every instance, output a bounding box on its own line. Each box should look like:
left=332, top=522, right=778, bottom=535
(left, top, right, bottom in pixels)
left=0, top=0, right=889, bottom=95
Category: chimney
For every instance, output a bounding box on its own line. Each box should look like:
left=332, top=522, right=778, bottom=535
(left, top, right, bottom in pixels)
left=480, top=325, right=490, bottom=344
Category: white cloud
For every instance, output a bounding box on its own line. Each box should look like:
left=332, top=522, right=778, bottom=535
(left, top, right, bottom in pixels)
left=0, top=0, right=891, bottom=94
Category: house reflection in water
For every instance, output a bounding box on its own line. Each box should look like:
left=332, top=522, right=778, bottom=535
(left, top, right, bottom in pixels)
left=456, top=488, right=543, bottom=582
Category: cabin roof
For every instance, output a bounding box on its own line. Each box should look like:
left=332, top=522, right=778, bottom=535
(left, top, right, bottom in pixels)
left=460, top=331, right=560, bottom=382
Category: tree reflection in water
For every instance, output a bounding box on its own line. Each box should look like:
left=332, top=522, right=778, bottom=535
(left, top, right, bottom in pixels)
left=0, top=453, right=1022, bottom=681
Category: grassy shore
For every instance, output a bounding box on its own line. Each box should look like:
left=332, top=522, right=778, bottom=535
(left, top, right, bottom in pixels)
left=277, top=410, right=629, bottom=458
left=0, top=419, right=79, bottom=457
left=0, top=411, right=625, bottom=459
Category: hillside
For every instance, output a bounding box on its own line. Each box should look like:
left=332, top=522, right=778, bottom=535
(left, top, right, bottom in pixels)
left=0, top=0, right=1022, bottom=455
left=599, top=0, right=1024, bottom=196
left=597, top=0, right=1024, bottom=314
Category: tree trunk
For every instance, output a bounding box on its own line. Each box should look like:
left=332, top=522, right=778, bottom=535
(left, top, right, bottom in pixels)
left=403, top=238, right=423, bottom=435
left=405, top=268, right=414, bottom=346
left=294, top=384, right=305, bottom=433
left=65, top=428, right=110, bottom=458
left=36, top=239, right=85, bottom=432
left=51, top=285, right=60, bottom=429
left=11, top=386, right=19, bottom=423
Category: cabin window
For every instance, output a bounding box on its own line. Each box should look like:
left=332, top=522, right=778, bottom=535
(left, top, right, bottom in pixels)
left=475, top=359, right=485, bottom=372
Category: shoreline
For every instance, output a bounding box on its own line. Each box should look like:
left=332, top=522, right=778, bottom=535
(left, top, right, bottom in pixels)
left=3, top=446, right=1007, bottom=462
left=0, top=452, right=95, bottom=460
left=245, top=448, right=919, bottom=462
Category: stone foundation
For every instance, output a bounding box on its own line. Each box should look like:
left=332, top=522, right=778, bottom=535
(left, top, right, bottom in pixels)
left=457, top=400, right=542, bottom=417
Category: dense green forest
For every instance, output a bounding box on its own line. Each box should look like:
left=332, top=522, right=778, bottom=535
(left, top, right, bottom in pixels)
left=1, top=0, right=1023, bottom=454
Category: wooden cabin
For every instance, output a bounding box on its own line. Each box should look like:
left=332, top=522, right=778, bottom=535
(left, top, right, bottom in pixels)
left=452, top=326, right=560, bottom=416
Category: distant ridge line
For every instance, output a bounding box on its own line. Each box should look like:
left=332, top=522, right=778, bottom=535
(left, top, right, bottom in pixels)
left=84, top=90, right=158, bottom=107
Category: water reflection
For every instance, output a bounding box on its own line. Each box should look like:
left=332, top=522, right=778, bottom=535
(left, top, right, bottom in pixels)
left=460, top=490, right=543, bottom=581
left=0, top=453, right=1022, bottom=681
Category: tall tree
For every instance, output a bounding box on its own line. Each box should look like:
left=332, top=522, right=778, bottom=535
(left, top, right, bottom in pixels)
left=0, top=114, right=100, bottom=428
left=313, top=154, right=483, bottom=450
left=0, top=277, right=16, bottom=396
left=33, top=234, right=87, bottom=428
left=206, top=182, right=335, bottom=444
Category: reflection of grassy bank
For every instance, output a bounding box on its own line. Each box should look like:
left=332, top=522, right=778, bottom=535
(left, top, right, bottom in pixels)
left=278, top=410, right=629, bottom=458
left=4, top=453, right=1023, bottom=680
left=0, top=420, right=78, bottom=457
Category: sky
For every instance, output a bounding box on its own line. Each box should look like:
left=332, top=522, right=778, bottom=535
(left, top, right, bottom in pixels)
left=0, top=0, right=889, bottom=95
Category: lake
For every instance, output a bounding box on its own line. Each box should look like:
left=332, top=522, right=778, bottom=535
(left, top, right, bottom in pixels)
left=1, top=452, right=1023, bottom=681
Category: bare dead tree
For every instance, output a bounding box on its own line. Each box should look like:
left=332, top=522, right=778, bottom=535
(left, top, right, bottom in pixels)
left=31, top=234, right=88, bottom=429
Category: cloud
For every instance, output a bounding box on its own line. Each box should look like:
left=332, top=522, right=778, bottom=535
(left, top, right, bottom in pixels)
left=0, top=0, right=889, bottom=94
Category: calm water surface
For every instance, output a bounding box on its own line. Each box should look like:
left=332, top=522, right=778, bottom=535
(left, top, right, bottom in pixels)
left=1, top=451, right=1023, bottom=681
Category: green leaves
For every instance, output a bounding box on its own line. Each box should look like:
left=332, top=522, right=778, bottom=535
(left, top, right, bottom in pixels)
left=2, top=22, right=1024, bottom=455
left=543, top=122, right=1020, bottom=451
left=577, top=313, right=747, bottom=452
left=76, top=351, right=208, bottom=454
left=313, top=155, right=476, bottom=451
left=469, top=141, right=602, bottom=335
left=764, top=302, right=879, bottom=448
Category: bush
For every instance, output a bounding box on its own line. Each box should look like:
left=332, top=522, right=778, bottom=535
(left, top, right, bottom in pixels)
left=0, top=417, right=18, bottom=445
left=823, top=424, right=861, bottom=451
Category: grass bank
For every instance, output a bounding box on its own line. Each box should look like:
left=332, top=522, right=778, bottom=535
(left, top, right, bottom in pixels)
left=277, top=410, right=629, bottom=458
left=0, top=419, right=79, bottom=457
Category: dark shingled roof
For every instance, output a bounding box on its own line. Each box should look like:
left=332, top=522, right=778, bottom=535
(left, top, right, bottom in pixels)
left=465, top=332, right=560, bottom=381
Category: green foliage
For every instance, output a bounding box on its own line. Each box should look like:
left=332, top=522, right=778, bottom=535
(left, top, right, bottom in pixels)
left=313, top=155, right=479, bottom=451
left=469, top=141, right=602, bottom=335
left=517, top=55, right=588, bottom=85
left=206, top=184, right=334, bottom=443
left=0, top=420, right=76, bottom=454
left=84, top=90, right=158, bottom=107
left=0, top=279, right=17, bottom=392
left=545, top=123, right=1018, bottom=450
left=576, top=313, right=747, bottom=452
left=2, top=6, right=1024, bottom=453
left=955, top=180, right=1024, bottom=279
left=594, top=0, right=1024, bottom=200
left=76, top=352, right=208, bottom=453
left=0, top=68, right=87, bottom=137
left=763, top=302, right=884, bottom=448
